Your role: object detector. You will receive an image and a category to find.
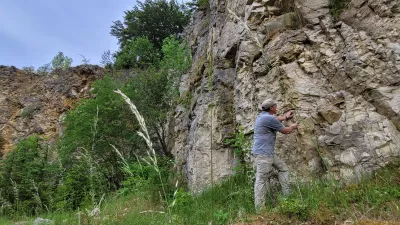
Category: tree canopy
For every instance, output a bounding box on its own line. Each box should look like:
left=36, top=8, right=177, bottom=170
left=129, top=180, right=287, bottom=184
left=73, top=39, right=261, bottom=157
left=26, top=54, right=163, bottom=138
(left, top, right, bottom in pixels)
left=110, top=0, right=191, bottom=50
left=114, top=37, right=160, bottom=69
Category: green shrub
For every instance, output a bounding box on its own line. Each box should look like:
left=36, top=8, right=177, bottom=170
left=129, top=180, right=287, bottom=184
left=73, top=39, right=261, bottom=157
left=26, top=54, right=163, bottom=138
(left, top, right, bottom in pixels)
left=36, top=63, right=52, bottom=76
left=120, top=157, right=174, bottom=202
left=225, top=127, right=253, bottom=183
left=55, top=158, right=106, bottom=210
left=188, top=0, right=209, bottom=9
left=58, top=76, right=137, bottom=209
left=100, top=50, right=115, bottom=69
left=329, top=0, right=350, bottom=20
left=114, top=37, right=160, bottom=69
left=199, top=0, right=209, bottom=8
left=277, top=197, right=310, bottom=220
left=0, top=136, right=60, bottom=215
left=0, top=134, right=5, bottom=156
left=21, top=66, right=35, bottom=73
left=20, top=104, right=41, bottom=118
left=51, top=52, right=73, bottom=70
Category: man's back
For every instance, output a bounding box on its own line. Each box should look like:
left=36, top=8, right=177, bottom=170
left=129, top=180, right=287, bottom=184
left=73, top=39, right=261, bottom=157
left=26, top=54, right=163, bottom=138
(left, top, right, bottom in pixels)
left=253, top=112, right=284, bottom=156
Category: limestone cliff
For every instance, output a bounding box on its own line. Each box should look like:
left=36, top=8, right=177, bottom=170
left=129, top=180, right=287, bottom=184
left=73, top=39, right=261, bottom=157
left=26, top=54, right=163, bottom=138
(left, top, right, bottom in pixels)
left=170, top=0, right=400, bottom=193
left=0, top=65, right=104, bottom=155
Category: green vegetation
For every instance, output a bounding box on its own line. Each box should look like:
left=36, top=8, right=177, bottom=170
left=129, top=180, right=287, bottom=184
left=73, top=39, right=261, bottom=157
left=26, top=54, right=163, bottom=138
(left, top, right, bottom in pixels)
left=187, top=0, right=209, bottom=10
left=114, top=37, right=160, bottom=69
left=111, top=0, right=190, bottom=50
left=36, top=63, right=52, bottom=76
left=21, top=66, right=35, bottom=73
left=79, top=55, right=90, bottom=65
left=0, top=136, right=60, bottom=215
left=51, top=52, right=73, bottom=70
left=2, top=147, right=400, bottom=224
left=36, top=52, right=73, bottom=75
left=0, top=133, right=4, bottom=156
left=329, top=0, right=350, bottom=20
left=0, top=34, right=192, bottom=219
left=100, top=50, right=115, bottom=69
left=2, top=1, right=400, bottom=224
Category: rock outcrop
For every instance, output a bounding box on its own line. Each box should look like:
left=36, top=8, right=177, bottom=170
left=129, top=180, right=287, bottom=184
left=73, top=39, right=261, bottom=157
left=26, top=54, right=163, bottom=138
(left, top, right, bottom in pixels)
left=170, top=0, right=400, bottom=193
left=0, top=65, right=104, bottom=155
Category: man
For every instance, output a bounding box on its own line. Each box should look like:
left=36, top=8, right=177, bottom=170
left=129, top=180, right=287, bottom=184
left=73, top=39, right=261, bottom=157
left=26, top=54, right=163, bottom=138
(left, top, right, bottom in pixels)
left=253, top=98, right=298, bottom=211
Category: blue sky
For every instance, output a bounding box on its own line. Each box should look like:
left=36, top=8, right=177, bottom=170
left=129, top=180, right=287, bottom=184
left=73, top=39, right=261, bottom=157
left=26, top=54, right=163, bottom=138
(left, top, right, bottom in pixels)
left=0, top=0, right=137, bottom=68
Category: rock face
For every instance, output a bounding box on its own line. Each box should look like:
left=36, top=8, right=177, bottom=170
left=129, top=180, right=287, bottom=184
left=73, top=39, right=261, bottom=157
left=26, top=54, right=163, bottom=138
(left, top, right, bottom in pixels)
left=0, top=65, right=104, bottom=155
left=170, top=0, right=400, bottom=193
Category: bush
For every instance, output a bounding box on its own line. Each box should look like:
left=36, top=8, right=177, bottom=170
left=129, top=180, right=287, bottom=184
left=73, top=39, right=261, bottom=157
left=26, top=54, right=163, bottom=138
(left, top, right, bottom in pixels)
left=329, top=0, right=350, bottom=20
left=36, top=63, right=52, bottom=76
left=161, top=36, right=192, bottom=76
left=0, top=136, right=60, bottom=215
left=21, top=66, right=35, bottom=73
left=197, top=0, right=209, bottom=8
left=51, top=52, right=73, bottom=70
left=57, top=76, right=139, bottom=209
left=120, top=157, right=174, bottom=202
left=114, top=37, right=160, bottom=69
left=20, top=103, right=41, bottom=118
left=187, top=0, right=209, bottom=10
left=36, top=52, right=73, bottom=75
left=100, top=50, right=115, bottom=69
left=0, top=133, right=5, bottom=156
left=277, top=197, right=310, bottom=220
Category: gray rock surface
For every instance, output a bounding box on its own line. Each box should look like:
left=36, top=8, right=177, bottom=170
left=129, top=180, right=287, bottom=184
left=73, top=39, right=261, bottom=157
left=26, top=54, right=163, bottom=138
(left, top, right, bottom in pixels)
left=169, top=0, right=400, bottom=192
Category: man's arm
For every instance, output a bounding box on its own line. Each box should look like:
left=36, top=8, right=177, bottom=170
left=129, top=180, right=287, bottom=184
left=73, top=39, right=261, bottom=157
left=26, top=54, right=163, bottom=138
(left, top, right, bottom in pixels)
left=276, top=115, right=286, bottom=122
left=276, top=110, right=295, bottom=122
left=279, top=123, right=298, bottom=134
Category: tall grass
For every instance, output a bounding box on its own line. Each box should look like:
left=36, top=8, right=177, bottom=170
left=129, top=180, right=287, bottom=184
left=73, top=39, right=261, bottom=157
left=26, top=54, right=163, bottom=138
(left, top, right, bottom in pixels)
left=114, top=89, right=173, bottom=217
left=1, top=162, right=399, bottom=224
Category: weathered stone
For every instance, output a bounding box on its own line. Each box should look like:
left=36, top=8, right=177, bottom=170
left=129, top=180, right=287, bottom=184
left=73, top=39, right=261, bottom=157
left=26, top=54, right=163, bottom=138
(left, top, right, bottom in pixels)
left=168, top=0, right=400, bottom=193
left=33, top=218, right=54, bottom=225
left=339, top=148, right=359, bottom=166
left=245, top=2, right=268, bottom=25
left=296, top=0, right=330, bottom=24
left=318, top=105, right=342, bottom=124
left=0, top=65, right=104, bottom=155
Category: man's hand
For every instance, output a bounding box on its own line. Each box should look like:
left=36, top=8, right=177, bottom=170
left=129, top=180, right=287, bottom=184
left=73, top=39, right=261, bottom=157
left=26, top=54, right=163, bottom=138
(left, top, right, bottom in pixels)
left=280, top=122, right=298, bottom=134
left=284, top=110, right=295, bottom=120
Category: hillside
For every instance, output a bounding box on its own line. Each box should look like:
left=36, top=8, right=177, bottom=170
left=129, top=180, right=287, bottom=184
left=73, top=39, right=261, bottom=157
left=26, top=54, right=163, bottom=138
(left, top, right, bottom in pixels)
left=0, top=65, right=105, bottom=155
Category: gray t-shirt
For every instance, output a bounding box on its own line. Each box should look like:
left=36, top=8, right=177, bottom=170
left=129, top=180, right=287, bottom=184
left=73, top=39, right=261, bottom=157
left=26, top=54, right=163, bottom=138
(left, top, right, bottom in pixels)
left=252, top=111, right=285, bottom=156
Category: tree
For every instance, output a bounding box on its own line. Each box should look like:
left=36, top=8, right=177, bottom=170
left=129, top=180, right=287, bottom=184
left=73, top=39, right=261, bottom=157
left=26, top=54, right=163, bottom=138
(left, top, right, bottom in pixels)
left=51, top=52, right=73, bottom=70
left=36, top=63, right=52, bottom=75
left=110, top=0, right=190, bottom=50
left=114, top=37, right=160, bottom=69
left=21, top=66, right=35, bottom=73
left=100, top=50, right=115, bottom=68
left=79, top=54, right=90, bottom=65
left=36, top=52, right=73, bottom=75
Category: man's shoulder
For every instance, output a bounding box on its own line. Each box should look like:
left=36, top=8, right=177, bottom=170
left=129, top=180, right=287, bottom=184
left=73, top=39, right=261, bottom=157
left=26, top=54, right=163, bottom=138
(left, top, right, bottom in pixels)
left=259, top=113, right=276, bottom=121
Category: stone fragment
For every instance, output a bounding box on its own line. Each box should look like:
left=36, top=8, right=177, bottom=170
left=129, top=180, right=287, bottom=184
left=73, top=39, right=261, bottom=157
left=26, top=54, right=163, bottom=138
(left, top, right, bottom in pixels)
left=318, top=105, right=342, bottom=124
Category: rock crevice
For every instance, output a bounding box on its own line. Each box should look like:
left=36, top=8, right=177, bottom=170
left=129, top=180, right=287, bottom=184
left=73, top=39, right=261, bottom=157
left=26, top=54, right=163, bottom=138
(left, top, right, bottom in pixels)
left=170, top=0, right=400, bottom=192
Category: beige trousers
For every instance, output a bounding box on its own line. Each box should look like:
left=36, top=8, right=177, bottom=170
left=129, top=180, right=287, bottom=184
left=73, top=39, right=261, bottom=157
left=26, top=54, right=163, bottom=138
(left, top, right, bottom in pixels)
left=254, top=155, right=290, bottom=210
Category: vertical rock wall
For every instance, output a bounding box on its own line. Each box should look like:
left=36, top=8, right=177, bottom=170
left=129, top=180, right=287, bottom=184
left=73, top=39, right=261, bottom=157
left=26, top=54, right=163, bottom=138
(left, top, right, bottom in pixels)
left=170, top=0, right=400, bottom=192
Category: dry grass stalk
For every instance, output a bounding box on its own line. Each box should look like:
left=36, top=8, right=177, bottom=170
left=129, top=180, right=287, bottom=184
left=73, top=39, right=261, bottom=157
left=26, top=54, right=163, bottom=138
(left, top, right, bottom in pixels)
left=114, top=89, right=175, bottom=217
left=114, top=89, right=158, bottom=168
